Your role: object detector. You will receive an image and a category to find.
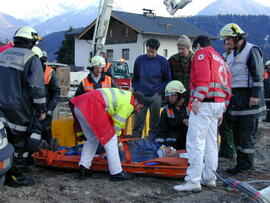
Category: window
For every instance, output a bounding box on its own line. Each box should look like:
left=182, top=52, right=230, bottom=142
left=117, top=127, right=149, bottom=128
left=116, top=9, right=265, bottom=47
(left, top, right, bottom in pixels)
left=122, top=49, right=129, bottom=60
left=163, top=49, right=168, bottom=57
left=121, top=27, right=128, bottom=37
left=107, top=49, right=113, bottom=60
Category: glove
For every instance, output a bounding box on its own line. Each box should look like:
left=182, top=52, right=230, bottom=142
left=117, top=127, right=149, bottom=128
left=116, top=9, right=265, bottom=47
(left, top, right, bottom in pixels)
left=28, top=133, right=42, bottom=152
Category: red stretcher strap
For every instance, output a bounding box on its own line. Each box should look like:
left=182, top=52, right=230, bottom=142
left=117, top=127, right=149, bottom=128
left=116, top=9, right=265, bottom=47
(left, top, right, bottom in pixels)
left=119, top=138, right=140, bottom=163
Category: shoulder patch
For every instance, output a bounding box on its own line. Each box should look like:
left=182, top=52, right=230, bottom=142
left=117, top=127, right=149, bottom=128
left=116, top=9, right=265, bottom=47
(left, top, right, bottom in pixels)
left=198, top=54, right=205, bottom=60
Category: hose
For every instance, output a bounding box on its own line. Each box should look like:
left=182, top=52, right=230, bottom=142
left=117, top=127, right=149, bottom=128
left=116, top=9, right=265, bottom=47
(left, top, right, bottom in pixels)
left=246, top=180, right=270, bottom=184
left=215, top=172, right=269, bottom=203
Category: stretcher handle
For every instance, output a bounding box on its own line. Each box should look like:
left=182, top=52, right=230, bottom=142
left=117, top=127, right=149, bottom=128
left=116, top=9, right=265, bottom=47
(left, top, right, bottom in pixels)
left=46, top=149, right=68, bottom=165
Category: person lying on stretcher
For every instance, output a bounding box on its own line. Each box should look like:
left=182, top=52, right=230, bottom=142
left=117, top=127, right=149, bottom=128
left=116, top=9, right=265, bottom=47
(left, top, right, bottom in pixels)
left=118, top=138, right=186, bottom=163
left=56, top=138, right=186, bottom=163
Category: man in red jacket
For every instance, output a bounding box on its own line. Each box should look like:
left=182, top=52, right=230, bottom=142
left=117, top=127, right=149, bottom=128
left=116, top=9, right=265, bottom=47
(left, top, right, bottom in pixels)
left=174, top=36, right=231, bottom=192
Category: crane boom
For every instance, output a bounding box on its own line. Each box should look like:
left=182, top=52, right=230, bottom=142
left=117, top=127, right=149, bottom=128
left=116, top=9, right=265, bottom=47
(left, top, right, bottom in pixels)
left=92, top=0, right=113, bottom=55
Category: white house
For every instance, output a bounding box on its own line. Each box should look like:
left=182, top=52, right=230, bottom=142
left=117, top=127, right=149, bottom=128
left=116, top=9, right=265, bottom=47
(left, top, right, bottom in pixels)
left=71, top=10, right=214, bottom=73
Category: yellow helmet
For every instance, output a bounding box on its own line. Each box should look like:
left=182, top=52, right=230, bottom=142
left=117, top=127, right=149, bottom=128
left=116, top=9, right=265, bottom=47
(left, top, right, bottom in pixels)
left=31, top=46, right=43, bottom=58
left=165, top=80, right=186, bottom=96
left=14, top=26, right=42, bottom=41
left=220, top=23, right=246, bottom=38
left=89, top=56, right=106, bottom=68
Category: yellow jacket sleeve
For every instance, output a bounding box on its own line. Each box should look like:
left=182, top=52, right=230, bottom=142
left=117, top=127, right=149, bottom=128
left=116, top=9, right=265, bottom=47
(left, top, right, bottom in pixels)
left=113, top=104, right=134, bottom=136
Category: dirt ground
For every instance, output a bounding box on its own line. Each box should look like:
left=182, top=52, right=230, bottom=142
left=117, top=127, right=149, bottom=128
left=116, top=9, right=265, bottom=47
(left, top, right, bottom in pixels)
left=1, top=121, right=270, bottom=203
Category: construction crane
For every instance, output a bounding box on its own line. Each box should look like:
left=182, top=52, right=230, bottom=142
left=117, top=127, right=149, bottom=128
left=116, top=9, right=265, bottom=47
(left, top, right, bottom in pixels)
left=92, top=0, right=192, bottom=55
left=92, top=0, right=113, bottom=56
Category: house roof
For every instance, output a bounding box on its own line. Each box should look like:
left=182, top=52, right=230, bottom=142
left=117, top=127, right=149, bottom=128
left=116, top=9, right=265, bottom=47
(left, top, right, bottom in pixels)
left=77, top=10, right=215, bottom=39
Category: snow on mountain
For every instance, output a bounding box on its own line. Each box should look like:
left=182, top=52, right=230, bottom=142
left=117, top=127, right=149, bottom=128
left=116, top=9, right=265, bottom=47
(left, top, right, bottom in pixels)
left=22, top=0, right=98, bottom=26
left=0, top=12, right=28, bottom=42
left=197, top=0, right=270, bottom=16
left=33, top=5, right=99, bottom=36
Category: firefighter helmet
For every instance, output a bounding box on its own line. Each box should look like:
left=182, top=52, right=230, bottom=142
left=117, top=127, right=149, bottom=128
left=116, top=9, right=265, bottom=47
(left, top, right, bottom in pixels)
left=220, top=23, right=246, bottom=38
left=31, top=46, right=43, bottom=58
left=14, top=26, right=42, bottom=41
left=89, top=56, right=106, bottom=68
left=265, top=60, right=270, bottom=67
left=165, top=80, right=186, bottom=96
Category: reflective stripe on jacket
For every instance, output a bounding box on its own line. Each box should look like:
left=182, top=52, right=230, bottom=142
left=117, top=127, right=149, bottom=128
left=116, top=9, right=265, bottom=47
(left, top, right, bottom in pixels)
left=165, top=106, right=175, bottom=119
left=70, top=88, right=135, bottom=145
left=190, top=46, right=231, bottom=107
left=97, top=88, right=134, bottom=136
left=82, top=75, right=112, bottom=92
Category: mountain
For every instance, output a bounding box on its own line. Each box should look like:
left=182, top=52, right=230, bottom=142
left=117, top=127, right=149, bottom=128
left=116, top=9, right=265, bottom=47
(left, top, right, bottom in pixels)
left=183, top=15, right=270, bottom=61
left=22, top=0, right=99, bottom=26
left=0, top=12, right=28, bottom=42
left=39, top=30, right=66, bottom=62
left=23, top=3, right=77, bottom=26
left=197, top=0, right=270, bottom=16
left=33, top=5, right=98, bottom=37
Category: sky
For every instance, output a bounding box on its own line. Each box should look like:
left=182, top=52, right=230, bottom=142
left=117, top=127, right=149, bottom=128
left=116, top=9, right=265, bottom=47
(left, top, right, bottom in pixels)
left=0, top=0, right=269, bottom=19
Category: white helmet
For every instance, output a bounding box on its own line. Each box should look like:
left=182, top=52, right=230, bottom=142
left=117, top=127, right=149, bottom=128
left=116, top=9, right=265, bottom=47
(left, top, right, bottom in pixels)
left=31, top=46, right=43, bottom=58
left=89, top=55, right=106, bottom=68
left=265, top=60, right=270, bottom=67
left=165, top=80, right=187, bottom=96
left=14, top=26, right=42, bottom=41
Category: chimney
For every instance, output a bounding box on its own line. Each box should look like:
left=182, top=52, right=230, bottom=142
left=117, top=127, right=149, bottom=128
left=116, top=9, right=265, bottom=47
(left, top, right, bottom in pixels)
left=143, top=8, right=156, bottom=18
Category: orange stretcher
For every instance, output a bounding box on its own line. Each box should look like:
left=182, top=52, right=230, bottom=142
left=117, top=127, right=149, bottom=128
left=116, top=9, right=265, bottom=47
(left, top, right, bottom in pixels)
left=33, top=138, right=188, bottom=179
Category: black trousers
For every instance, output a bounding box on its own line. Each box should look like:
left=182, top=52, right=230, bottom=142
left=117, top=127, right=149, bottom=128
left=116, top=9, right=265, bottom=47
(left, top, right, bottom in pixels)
left=231, top=115, right=258, bottom=169
left=6, top=128, right=29, bottom=177
left=219, top=112, right=236, bottom=159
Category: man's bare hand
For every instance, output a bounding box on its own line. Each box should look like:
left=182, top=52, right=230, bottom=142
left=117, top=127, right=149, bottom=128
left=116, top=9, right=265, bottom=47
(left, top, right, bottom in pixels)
left=192, top=100, right=201, bottom=115
left=249, top=97, right=259, bottom=107
left=39, top=113, right=46, bottom=121
left=183, top=119, right=189, bottom=126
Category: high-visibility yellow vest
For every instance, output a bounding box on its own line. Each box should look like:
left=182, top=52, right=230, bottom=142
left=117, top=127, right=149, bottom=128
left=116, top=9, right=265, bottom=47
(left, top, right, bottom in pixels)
left=98, top=88, right=134, bottom=136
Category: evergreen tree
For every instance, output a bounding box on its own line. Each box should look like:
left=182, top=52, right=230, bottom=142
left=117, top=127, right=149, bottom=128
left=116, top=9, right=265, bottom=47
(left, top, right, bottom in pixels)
left=55, top=27, right=74, bottom=64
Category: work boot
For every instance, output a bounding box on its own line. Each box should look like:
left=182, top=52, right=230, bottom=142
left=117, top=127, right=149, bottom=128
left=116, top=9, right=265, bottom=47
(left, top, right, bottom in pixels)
left=78, top=165, right=93, bottom=180
left=226, top=166, right=254, bottom=174
left=110, top=171, right=134, bottom=181
left=173, top=181, right=201, bottom=192
left=20, top=165, right=32, bottom=173
left=200, top=179, right=216, bottom=188
left=5, top=175, right=35, bottom=187
left=262, top=118, right=270, bottom=122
